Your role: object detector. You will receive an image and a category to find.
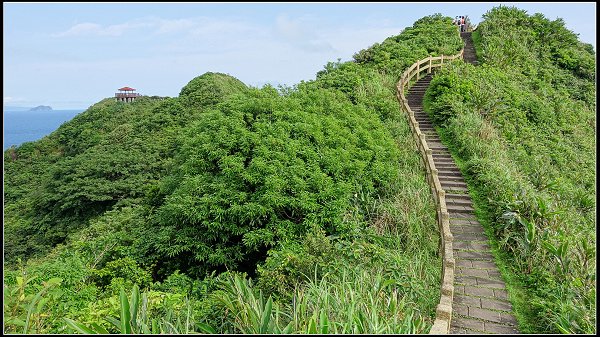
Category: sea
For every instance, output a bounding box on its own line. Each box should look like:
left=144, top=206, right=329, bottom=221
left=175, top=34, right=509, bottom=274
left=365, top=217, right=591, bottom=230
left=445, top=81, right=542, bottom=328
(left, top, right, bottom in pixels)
left=3, top=109, right=84, bottom=151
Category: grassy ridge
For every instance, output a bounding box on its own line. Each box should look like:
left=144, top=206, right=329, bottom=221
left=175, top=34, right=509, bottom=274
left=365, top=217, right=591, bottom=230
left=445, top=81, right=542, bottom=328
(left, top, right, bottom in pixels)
left=3, top=15, right=462, bottom=333
left=424, top=6, right=595, bottom=333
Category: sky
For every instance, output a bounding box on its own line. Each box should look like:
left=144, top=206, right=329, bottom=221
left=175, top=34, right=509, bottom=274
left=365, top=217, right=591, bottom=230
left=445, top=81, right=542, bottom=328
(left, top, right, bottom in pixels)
left=3, top=2, right=597, bottom=109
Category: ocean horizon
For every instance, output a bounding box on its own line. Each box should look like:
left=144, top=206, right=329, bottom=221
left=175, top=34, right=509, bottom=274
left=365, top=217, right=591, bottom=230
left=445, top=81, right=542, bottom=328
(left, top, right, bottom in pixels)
left=4, top=109, right=84, bottom=150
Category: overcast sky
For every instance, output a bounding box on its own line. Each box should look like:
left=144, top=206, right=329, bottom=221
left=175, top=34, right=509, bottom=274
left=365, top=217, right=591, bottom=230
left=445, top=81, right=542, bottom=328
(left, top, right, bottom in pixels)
left=3, top=2, right=596, bottom=109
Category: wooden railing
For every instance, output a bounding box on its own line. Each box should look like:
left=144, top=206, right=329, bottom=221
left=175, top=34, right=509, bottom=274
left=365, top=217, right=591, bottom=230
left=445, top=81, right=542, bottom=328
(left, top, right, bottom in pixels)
left=395, top=49, right=463, bottom=334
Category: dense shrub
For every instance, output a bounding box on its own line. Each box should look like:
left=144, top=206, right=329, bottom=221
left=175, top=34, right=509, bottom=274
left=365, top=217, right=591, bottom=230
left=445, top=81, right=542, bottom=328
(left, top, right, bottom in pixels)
left=353, top=13, right=463, bottom=77
left=145, top=85, right=401, bottom=276
left=178, top=72, right=248, bottom=110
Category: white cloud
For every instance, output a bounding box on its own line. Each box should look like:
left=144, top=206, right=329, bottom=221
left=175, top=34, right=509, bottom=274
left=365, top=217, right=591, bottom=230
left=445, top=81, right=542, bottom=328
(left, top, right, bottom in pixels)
left=52, top=17, right=169, bottom=38
left=52, top=22, right=103, bottom=37
left=3, top=96, right=26, bottom=104
left=274, top=14, right=336, bottom=53
left=100, top=20, right=154, bottom=36
left=51, top=16, right=261, bottom=39
left=154, top=18, right=197, bottom=34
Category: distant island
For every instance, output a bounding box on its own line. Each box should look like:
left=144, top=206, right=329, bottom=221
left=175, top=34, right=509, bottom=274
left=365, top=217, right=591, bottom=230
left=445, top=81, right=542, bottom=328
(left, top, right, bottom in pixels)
left=29, top=105, right=53, bottom=111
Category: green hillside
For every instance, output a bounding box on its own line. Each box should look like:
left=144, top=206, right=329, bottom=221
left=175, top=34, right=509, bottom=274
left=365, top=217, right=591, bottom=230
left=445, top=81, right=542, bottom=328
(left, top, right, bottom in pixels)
left=3, top=15, right=461, bottom=334
left=424, top=6, right=595, bottom=334
left=4, top=6, right=595, bottom=334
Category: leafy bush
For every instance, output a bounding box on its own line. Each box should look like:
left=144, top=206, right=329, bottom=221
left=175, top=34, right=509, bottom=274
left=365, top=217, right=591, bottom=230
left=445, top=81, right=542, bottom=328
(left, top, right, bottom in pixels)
left=146, top=85, right=401, bottom=276
left=178, top=72, right=248, bottom=110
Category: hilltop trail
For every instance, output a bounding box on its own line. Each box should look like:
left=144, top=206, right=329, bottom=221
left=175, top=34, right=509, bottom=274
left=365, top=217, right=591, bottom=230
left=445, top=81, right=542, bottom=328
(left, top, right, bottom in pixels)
left=407, top=31, right=519, bottom=334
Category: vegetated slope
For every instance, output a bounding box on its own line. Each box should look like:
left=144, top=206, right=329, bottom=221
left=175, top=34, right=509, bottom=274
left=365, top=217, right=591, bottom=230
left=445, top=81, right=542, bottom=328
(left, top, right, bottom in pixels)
left=424, top=6, right=595, bottom=334
left=3, top=15, right=462, bottom=334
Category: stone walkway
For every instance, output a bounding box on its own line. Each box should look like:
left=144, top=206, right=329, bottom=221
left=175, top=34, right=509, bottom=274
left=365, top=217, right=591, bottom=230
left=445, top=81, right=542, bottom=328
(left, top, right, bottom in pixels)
left=407, top=32, right=520, bottom=334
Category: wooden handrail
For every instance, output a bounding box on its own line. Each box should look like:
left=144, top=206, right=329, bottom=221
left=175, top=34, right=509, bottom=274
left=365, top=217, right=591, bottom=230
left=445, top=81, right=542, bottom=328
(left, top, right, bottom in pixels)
left=395, top=48, right=463, bottom=334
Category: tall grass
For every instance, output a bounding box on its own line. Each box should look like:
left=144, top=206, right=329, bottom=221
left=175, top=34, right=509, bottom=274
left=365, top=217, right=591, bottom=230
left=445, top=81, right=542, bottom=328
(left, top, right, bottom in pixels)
left=214, top=268, right=432, bottom=334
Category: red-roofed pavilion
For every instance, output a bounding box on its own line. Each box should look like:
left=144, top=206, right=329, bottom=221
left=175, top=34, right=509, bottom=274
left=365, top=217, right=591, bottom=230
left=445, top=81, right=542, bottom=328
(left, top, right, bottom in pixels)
left=115, top=86, right=141, bottom=102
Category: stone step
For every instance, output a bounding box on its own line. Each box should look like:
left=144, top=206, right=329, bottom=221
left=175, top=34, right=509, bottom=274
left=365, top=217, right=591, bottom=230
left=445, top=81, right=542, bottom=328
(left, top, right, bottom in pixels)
left=453, top=235, right=489, bottom=245
left=432, top=152, right=453, bottom=157
left=449, top=212, right=477, bottom=220
left=450, top=218, right=480, bottom=226
left=455, top=284, right=510, bottom=302
left=446, top=192, right=471, bottom=200
left=450, top=224, right=485, bottom=234
left=440, top=176, right=466, bottom=183
left=427, top=140, right=444, bottom=146
left=446, top=197, right=472, bottom=206
left=454, top=250, right=495, bottom=262
left=452, top=318, right=519, bottom=334
left=456, top=268, right=504, bottom=284
left=433, top=156, right=454, bottom=161
left=447, top=204, right=475, bottom=213
left=434, top=161, right=456, bottom=166
left=456, top=260, right=499, bottom=270
left=436, top=165, right=460, bottom=171
left=441, top=180, right=467, bottom=187
left=444, top=185, right=469, bottom=192
left=438, top=170, right=462, bottom=176
left=440, top=173, right=465, bottom=180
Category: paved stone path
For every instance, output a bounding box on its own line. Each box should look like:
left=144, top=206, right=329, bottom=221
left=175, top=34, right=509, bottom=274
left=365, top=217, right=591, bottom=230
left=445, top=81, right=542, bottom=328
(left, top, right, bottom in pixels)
left=407, top=32, right=520, bottom=334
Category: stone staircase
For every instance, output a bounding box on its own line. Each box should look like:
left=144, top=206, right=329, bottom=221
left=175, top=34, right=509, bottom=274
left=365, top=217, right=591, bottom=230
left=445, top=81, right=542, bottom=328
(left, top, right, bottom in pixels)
left=461, top=32, right=478, bottom=65
left=407, top=36, right=520, bottom=333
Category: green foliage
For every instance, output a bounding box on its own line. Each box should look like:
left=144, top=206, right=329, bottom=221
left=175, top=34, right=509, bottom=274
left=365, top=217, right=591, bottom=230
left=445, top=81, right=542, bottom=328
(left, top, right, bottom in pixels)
left=210, top=267, right=430, bottom=334
left=353, top=13, right=463, bottom=76
left=3, top=272, right=63, bottom=334
left=178, top=72, right=248, bottom=110
left=63, top=285, right=203, bottom=334
left=4, top=12, right=459, bottom=335
left=147, top=85, right=401, bottom=276
left=424, top=6, right=595, bottom=333
left=90, top=257, right=153, bottom=291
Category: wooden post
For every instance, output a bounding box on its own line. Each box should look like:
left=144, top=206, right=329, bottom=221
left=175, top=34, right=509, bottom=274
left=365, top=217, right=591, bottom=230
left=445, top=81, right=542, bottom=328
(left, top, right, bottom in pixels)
left=428, top=56, right=432, bottom=73
left=416, top=62, right=420, bottom=81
